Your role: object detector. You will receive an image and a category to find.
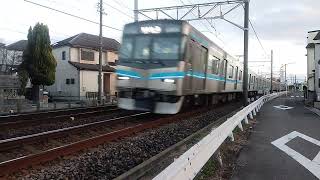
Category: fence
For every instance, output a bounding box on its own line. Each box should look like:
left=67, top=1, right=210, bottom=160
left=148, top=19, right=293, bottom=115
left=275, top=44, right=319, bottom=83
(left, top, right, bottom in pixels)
left=153, top=92, right=286, bottom=180
left=0, top=95, right=117, bottom=115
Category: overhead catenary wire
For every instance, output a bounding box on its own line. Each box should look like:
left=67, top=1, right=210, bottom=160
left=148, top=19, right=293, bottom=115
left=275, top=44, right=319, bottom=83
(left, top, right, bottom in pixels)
left=178, top=0, right=230, bottom=49
left=103, top=2, right=134, bottom=19
left=110, top=0, right=132, bottom=11
left=24, top=0, right=122, bottom=31
left=248, top=18, right=267, bottom=57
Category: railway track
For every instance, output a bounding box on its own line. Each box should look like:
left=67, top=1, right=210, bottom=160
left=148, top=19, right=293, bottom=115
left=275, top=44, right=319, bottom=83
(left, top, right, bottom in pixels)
left=0, top=105, right=117, bottom=128
left=0, top=108, right=142, bottom=140
left=0, top=108, right=206, bottom=177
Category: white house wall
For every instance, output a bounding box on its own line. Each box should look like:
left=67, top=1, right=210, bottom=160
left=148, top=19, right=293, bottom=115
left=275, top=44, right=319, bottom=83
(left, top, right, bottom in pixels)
left=46, top=46, right=80, bottom=99
left=80, top=70, right=99, bottom=97
left=307, top=47, right=315, bottom=91
left=315, top=44, right=320, bottom=100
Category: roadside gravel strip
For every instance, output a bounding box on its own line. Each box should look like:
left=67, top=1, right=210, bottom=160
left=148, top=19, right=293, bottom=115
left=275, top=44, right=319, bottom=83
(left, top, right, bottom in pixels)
left=12, top=102, right=241, bottom=180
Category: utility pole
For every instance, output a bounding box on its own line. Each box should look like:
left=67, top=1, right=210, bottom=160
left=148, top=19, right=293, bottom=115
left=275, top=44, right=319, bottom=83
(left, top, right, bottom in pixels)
left=98, top=0, right=103, bottom=104
left=243, top=0, right=249, bottom=105
left=285, top=64, right=287, bottom=95
left=270, top=50, right=273, bottom=93
left=295, top=75, right=297, bottom=92
left=134, top=0, right=138, bottom=22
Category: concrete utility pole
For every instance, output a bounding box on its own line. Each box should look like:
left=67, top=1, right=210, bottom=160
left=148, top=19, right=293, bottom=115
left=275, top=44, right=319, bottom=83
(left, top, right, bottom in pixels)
left=285, top=64, right=287, bottom=94
left=295, top=75, right=297, bottom=92
left=134, top=0, right=138, bottom=22
left=243, top=0, right=249, bottom=105
left=98, top=0, right=103, bottom=104
left=270, top=50, right=273, bottom=93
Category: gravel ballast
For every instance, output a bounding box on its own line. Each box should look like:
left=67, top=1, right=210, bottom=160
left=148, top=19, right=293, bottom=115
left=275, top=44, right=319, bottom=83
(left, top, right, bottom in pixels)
left=12, top=102, right=241, bottom=180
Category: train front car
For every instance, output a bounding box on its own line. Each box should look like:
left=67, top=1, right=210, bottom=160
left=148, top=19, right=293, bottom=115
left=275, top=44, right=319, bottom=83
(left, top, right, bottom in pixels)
left=116, top=20, right=185, bottom=114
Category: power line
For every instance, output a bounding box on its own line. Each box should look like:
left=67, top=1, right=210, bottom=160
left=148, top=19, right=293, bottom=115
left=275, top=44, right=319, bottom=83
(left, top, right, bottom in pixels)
left=110, top=0, right=132, bottom=11
left=24, top=0, right=122, bottom=31
left=248, top=19, right=267, bottom=56
left=103, top=2, right=134, bottom=19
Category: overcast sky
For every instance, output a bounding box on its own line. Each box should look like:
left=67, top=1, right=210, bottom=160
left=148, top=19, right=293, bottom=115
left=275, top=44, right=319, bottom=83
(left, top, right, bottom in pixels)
left=1, top=0, right=319, bottom=83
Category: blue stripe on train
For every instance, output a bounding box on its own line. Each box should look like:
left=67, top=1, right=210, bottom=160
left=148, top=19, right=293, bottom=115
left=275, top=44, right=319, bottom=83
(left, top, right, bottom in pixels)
left=116, top=69, right=242, bottom=83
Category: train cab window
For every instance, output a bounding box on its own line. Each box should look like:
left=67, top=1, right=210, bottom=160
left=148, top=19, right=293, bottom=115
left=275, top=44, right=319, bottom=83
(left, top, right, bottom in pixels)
left=134, top=36, right=151, bottom=59
left=228, top=65, right=234, bottom=79
left=153, top=37, right=180, bottom=59
left=120, top=38, right=133, bottom=59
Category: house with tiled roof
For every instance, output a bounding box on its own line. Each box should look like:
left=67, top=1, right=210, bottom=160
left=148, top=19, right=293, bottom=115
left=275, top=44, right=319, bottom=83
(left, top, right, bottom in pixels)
left=46, top=33, right=120, bottom=100
left=306, top=30, right=320, bottom=105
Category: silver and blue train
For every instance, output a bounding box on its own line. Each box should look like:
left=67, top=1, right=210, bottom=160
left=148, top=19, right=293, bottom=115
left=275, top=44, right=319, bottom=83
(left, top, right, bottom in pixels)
left=116, top=20, right=284, bottom=114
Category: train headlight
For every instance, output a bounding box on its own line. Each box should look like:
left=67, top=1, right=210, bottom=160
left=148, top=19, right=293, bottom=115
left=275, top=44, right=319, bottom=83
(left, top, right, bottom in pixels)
left=162, top=79, right=175, bottom=83
left=118, top=76, right=130, bottom=80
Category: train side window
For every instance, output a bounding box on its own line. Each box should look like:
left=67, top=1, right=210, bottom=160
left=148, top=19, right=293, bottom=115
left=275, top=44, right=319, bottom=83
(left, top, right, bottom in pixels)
left=208, top=55, right=220, bottom=74
left=212, top=57, right=220, bottom=75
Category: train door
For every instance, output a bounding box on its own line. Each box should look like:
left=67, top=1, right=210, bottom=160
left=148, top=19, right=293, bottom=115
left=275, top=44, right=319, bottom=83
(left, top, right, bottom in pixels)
left=199, top=46, right=208, bottom=90
left=190, top=42, right=206, bottom=91
left=234, top=66, right=238, bottom=90
left=223, top=60, right=228, bottom=90
left=185, top=41, right=193, bottom=92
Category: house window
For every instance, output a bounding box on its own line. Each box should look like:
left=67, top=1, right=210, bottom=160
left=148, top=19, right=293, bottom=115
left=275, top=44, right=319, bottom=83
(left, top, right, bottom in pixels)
left=62, top=51, right=66, bottom=60
left=66, top=79, right=70, bottom=84
left=71, top=78, right=75, bottom=84
left=81, top=49, right=94, bottom=61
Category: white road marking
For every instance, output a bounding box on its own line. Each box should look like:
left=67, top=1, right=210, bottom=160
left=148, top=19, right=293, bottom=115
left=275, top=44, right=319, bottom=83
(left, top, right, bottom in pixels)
left=271, top=131, right=320, bottom=179
left=273, top=105, right=294, bottom=110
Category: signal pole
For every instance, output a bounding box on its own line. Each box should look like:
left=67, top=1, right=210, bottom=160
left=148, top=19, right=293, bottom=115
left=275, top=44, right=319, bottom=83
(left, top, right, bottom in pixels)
left=243, top=0, right=249, bottom=105
left=270, top=50, right=273, bottom=93
left=134, top=0, right=138, bottom=22
left=98, top=0, right=103, bottom=104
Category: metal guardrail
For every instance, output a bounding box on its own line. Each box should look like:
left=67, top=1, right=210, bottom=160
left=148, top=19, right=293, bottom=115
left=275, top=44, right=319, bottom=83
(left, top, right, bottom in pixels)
left=153, top=92, right=286, bottom=180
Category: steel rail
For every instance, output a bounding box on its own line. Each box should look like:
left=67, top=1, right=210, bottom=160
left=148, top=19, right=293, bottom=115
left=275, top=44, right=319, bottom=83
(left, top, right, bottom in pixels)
left=0, top=105, right=116, bottom=122
left=0, top=112, right=150, bottom=151
left=0, top=109, right=204, bottom=176
left=0, top=108, right=120, bottom=129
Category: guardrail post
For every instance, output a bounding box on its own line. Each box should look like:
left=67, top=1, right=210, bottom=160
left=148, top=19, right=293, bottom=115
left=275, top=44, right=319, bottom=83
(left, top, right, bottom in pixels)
left=216, top=151, right=223, bottom=167
left=238, top=122, right=243, bottom=131
left=244, top=116, right=249, bottom=124
left=228, top=132, right=234, bottom=141
left=252, top=109, right=257, bottom=116
left=249, top=112, right=253, bottom=119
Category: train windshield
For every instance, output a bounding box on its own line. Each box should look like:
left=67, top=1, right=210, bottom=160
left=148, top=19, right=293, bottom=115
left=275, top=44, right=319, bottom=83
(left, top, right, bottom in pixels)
left=120, top=36, right=181, bottom=60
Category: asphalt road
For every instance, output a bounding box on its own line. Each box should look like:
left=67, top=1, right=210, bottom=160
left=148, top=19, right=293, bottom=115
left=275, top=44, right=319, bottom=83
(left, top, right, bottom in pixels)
left=232, top=92, right=320, bottom=180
